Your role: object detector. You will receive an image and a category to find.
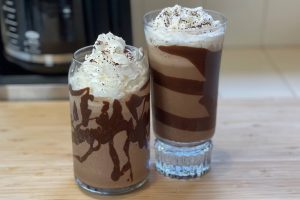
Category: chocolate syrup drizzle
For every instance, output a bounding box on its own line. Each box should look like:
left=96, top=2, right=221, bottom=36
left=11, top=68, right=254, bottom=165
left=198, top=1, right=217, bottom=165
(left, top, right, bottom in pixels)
left=69, top=80, right=149, bottom=182
left=152, top=46, right=222, bottom=131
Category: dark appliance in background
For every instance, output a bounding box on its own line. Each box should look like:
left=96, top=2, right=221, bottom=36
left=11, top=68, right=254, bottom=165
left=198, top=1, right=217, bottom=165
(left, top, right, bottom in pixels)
left=0, top=0, right=132, bottom=80
left=83, top=0, right=132, bottom=46
left=0, top=0, right=86, bottom=74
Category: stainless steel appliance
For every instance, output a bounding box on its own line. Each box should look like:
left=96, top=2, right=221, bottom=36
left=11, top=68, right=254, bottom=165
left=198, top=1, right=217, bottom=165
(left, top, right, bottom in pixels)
left=0, top=0, right=86, bottom=74
left=0, top=0, right=133, bottom=100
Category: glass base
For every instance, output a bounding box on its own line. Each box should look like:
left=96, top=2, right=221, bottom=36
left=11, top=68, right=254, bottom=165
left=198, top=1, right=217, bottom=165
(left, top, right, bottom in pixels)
left=75, top=177, right=148, bottom=195
left=154, top=139, right=213, bottom=178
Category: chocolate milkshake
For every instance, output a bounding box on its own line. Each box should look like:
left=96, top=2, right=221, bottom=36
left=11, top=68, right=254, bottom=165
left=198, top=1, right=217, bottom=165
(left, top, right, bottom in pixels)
left=68, top=33, right=150, bottom=194
left=144, top=5, right=227, bottom=178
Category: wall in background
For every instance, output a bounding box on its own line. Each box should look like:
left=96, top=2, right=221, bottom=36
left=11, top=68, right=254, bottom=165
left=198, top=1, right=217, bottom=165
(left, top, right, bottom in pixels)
left=130, top=0, right=300, bottom=48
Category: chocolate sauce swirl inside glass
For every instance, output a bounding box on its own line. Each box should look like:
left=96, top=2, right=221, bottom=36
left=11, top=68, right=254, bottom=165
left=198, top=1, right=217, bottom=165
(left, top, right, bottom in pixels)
left=144, top=6, right=227, bottom=178
left=68, top=45, right=150, bottom=195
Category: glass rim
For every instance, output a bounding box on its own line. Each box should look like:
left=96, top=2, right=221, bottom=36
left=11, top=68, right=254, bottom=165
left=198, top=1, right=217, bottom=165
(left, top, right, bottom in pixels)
left=72, top=45, right=145, bottom=66
left=143, top=8, right=227, bottom=32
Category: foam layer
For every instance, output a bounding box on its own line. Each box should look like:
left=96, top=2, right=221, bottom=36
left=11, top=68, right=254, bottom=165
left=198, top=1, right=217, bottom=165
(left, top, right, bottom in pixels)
left=70, top=32, right=148, bottom=99
left=144, top=5, right=225, bottom=50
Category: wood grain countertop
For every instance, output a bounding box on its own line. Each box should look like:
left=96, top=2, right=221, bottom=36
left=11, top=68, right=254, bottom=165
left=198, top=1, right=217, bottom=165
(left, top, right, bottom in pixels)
left=0, top=99, right=300, bottom=199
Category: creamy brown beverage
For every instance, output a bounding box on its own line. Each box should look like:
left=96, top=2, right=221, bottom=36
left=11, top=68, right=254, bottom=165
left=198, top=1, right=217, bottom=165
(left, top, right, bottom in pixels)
left=144, top=5, right=226, bottom=178
left=151, top=46, right=222, bottom=142
left=68, top=33, right=150, bottom=194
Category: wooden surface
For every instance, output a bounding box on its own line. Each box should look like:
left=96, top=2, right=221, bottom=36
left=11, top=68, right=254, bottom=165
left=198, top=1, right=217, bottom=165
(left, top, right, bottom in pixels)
left=0, top=99, right=300, bottom=200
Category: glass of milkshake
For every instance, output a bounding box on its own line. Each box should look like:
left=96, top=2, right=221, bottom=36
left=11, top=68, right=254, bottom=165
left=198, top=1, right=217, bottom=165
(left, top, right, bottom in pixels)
left=68, top=33, right=150, bottom=194
left=144, top=5, right=227, bottom=178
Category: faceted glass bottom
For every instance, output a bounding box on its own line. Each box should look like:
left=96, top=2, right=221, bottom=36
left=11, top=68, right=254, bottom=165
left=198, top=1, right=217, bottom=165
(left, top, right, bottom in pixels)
left=155, top=139, right=213, bottom=178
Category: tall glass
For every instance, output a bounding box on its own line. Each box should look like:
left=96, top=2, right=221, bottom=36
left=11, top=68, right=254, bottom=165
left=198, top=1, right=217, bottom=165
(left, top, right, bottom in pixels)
left=144, top=10, right=227, bottom=178
left=68, top=46, right=150, bottom=194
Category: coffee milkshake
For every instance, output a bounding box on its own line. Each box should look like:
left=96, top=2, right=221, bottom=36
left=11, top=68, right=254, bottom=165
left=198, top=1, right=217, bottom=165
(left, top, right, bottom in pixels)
left=68, top=33, right=150, bottom=194
left=144, top=5, right=226, bottom=178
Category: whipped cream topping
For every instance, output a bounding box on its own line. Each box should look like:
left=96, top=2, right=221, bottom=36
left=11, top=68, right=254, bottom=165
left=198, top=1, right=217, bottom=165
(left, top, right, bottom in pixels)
left=70, top=32, right=148, bottom=99
left=144, top=5, right=226, bottom=50
left=152, top=5, right=220, bottom=30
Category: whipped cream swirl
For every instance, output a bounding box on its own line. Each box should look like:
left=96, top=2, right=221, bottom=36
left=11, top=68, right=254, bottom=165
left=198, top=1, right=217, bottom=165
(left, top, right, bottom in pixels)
left=152, top=5, right=220, bottom=30
left=145, top=5, right=226, bottom=49
left=70, top=32, right=148, bottom=99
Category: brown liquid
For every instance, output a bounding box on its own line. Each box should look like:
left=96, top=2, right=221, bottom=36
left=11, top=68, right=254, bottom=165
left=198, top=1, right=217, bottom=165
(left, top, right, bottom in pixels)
left=149, top=45, right=222, bottom=143
left=69, top=79, right=150, bottom=189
